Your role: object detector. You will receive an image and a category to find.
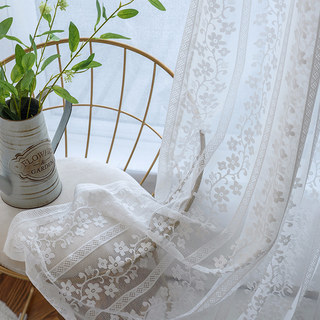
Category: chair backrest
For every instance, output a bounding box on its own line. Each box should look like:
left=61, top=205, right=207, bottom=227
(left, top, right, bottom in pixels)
left=1, top=38, right=174, bottom=191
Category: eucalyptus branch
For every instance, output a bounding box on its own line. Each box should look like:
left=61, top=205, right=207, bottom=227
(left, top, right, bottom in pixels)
left=39, top=0, right=135, bottom=109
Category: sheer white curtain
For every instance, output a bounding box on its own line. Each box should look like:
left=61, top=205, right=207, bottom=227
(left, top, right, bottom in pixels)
left=4, top=0, right=320, bottom=319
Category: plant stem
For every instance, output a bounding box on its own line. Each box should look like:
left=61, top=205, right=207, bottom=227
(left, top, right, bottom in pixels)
left=39, top=0, right=135, bottom=109
left=29, top=1, right=60, bottom=117
left=35, top=2, right=59, bottom=76
left=32, top=0, right=47, bottom=53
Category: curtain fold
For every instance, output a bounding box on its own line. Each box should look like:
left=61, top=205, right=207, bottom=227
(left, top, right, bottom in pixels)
left=4, top=0, right=320, bottom=319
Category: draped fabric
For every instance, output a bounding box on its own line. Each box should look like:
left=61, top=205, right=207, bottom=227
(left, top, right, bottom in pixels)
left=4, top=0, right=320, bottom=319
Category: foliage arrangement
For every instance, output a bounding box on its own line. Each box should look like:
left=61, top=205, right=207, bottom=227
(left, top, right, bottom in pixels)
left=0, top=0, right=165, bottom=120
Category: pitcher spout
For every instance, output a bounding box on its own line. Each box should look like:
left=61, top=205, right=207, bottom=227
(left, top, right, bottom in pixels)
left=0, top=176, right=12, bottom=195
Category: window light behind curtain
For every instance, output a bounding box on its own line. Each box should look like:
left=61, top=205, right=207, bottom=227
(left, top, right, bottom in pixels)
left=0, top=0, right=190, bottom=173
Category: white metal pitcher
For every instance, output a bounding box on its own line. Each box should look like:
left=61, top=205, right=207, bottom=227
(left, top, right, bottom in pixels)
left=0, top=101, right=72, bottom=209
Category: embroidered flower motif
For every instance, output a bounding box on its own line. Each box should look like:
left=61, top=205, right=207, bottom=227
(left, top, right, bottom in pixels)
left=114, top=241, right=129, bottom=256
left=226, top=154, right=240, bottom=170
left=85, top=266, right=95, bottom=276
left=227, top=137, right=238, bottom=151
left=218, top=161, right=227, bottom=170
left=220, top=22, right=236, bottom=35
left=108, top=256, right=125, bottom=274
left=159, top=286, right=169, bottom=298
left=171, top=265, right=185, bottom=281
left=75, top=227, right=85, bottom=236
left=280, top=235, right=291, bottom=246
left=208, top=1, right=220, bottom=13
left=199, top=92, right=215, bottom=105
left=195, top=43, right=206, bottom=57
left=198, top=60, right=214, bottom=77
left=213, top=255, right=228, bottom=268
left=47, top=225, right=63, bottom=238
left=244, top=128, right=255, bottom=145
left=152, top=216, right=169, bottom=232
left=230, top=181, right=242, bottom=195
left=104, top=282, right=119, bottom=298
left=214, top=186, right=229, bottom=202
left=93, top=216, right=107, bottom=227
left=138, top=241, right=154, bottom=257
left=98, top=258, right=108, bottom=269
left=263, top=27, right=276, bottom=44
left=274, top=190, right=284, bottom=203
left=43, top=247, right=55, bottom=264
left=85, top=283, right=102, bottom=300
left=60, top=280, right=76, bottom=298
left=218, top=47, right=230, bottom=56
left=284, top=123, right=295, bottom=137
left=208, top=32, right=225, bottom=50
left=275, top=0, right=286, bottom=11
left=76, top=212, right=90, bottom=229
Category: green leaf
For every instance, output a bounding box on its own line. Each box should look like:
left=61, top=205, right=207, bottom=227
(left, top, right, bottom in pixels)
left=71, top=53, right=95, bottom=71
left=20, top=69, right=35, bottom=91
left=147, top=0, right=166, bottom=11
left=0, top=17, right=13, bottom=39
left=4, top=35, right=26, bottom=47
left=87, top=61, right=102, bottom=69
left=102, top=5, right=107, bottom=20
left=10, top=64, right=24, bottom=83
left=21, top=52, right=36, bottom=71
left=15, top=44, right=26, bottom=67
left=0, top=104, right=19, bottom=120
left=9, top=99, right=16, bottom=113
left=49, top=34, right=60, bottom=41
left=52, top=85, right=78, bottom=104
left=15, top=79, right=29, bottom=97
left=100, top=33, right=131, bottom=40
left=41, top=54, right=60, bottom=72
left=29, top=34, right=37, bottom=60
left=117, top=9, right=139, bottom=19
left=0, top=79, right=18, bottom=97
left=36, top=29, right=64, bottom=37
left=94, top=0, right=101, bottom=31
left=43, top=13, right=51, bottom=24
left=68, top=22, right=80, bottom=53
left=30, top=77, right=37, bottom=93
left=0, top=68, right=5, bottom=81
left=0, top=5, right=10, bottom=10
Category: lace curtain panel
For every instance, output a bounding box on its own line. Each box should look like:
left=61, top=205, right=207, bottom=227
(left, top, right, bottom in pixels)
left=4, top=0, right=320, bottom=319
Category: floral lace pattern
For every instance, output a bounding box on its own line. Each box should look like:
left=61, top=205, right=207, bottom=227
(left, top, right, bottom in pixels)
left=4, top=0, right=320, bottom=319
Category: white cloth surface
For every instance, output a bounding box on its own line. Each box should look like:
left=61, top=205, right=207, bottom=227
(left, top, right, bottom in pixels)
left=1, top=158, right=138, bottom=274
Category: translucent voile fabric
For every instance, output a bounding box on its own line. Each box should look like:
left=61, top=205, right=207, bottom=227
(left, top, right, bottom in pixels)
left=4, top=0, right=320, bottom=319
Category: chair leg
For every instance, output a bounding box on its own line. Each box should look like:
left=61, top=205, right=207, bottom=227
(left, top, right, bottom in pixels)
left=19, top=286, right=34, bottom=320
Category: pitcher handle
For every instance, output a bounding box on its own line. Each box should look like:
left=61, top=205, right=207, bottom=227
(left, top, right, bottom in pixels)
left=51, top=100, right=73, bottom=153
